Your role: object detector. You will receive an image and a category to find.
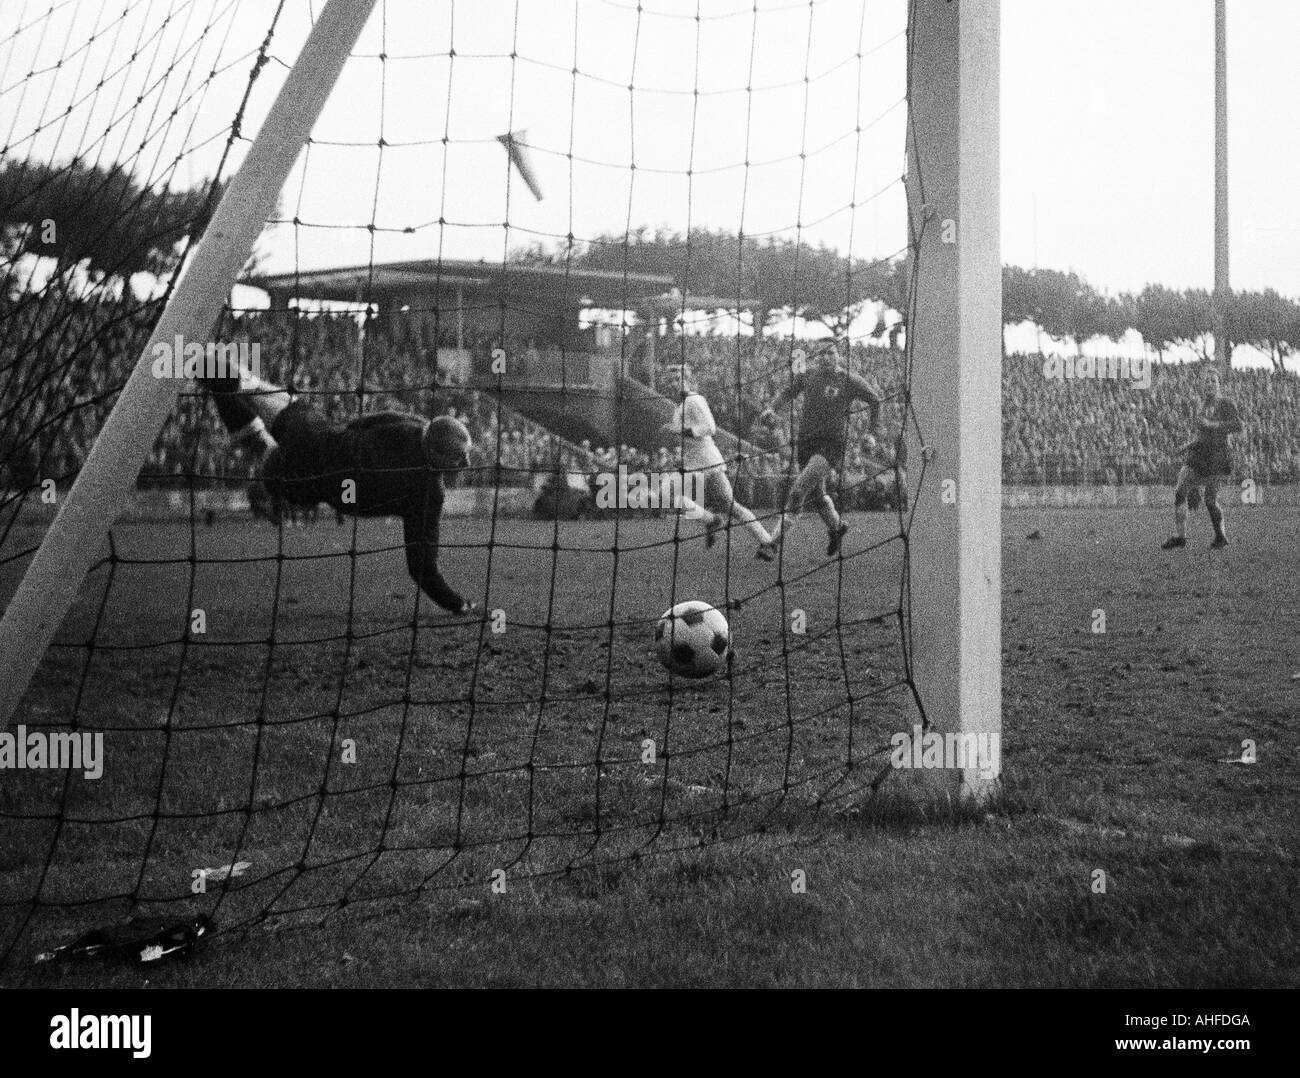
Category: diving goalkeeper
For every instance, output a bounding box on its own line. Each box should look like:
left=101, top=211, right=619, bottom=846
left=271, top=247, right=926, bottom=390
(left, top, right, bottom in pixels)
left=202, top=366, right=477, bottom=615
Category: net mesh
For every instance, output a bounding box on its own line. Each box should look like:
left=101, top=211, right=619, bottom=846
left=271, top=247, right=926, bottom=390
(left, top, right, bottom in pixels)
left=0, top=0, right=927, bottom=964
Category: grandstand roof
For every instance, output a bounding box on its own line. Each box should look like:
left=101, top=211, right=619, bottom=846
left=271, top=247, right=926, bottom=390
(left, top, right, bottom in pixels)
left=248, top=259, right=756, bottom=311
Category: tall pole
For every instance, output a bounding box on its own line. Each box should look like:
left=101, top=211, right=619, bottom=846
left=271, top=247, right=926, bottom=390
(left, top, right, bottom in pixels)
left=904, top=0, right=1001, bottom=801
left=1214, top=0, right=1230, bottom=371
left=0, top=0, right=381, bottom=727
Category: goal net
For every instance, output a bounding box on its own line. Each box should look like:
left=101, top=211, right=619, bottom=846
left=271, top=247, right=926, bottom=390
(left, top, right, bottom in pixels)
left=0, top=0, right=929, bottom=964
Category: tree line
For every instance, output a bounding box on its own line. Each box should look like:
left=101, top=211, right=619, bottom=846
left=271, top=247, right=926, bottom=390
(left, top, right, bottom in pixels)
left=0, top=159, right=221, bottom=293
left=1002, top=267, right=1298, bottom=371
left=517, top=228, right=1300, bottom=372
left=3, top=161, right=1297, bottom=372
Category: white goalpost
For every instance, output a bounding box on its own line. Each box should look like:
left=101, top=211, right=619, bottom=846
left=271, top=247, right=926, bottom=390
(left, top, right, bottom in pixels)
left=903, top=0, right=1002, bottom=801
left=0, top=0, right=381, bottom=728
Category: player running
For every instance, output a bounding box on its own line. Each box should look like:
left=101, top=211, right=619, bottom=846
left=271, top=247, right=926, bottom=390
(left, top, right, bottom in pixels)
left=201, top=365, right=478, bottom=614
left=759, top=342, right=883, bottom=558
left=1162, top=367, right=1242, bottom=550
left=661, top=365, right=775, bottom=559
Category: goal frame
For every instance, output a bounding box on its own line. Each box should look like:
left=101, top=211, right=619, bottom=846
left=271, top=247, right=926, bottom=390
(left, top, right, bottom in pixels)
left=0, top=0, right=1002, bottom=808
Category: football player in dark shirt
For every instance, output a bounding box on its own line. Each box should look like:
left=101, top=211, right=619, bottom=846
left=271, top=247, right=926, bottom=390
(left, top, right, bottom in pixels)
left=1162, top=367, right=1242, bottom=550
left=759, top=342, right=883, bottom=557
left=202, top=365, right=477, bottom=614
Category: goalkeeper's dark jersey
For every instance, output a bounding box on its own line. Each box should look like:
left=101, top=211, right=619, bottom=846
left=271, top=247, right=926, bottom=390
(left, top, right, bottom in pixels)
left=265, top=402, right=466, bottom=612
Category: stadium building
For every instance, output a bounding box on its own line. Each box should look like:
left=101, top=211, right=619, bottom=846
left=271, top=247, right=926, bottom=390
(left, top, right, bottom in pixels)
left=251, top=258, right=763, bottom=455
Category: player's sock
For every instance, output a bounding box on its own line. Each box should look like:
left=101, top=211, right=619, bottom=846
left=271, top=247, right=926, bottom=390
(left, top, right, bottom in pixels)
left=769, top=513, right=789, bottom=545
left=680, top=497, right=723, bottom=548
left=1163, top=494, right=1189, bottom=548
left=244, top=377, right=293, bottom=427
left=217, top=357, right=293, bottom=425
left=1207, top=502, right=1226, bottom=544
left=703, top=512, right=723, bottom=549
left=1201, top=501, right=1222, bottom=538
left=826, top=521, right=849, bottom=557
left=730, top=503, right=773, bottom=548
left=679, top=496, right=711, bottom=531
left=232, top=416, right=277, bottom=458
left=815, top=494, right=844, bottom=554
left=815, top=493, right=841, bottom=532
left=202, top=368, right=289, bottom=455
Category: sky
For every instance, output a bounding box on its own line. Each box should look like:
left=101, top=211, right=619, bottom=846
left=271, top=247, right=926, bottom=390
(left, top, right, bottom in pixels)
left=1001, top=0, right=1300, bottom=298
left=3, top=0, right=1298, bottom=313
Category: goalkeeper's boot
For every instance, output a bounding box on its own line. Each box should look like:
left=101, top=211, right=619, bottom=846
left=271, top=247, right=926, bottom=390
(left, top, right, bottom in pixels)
left=826, top=522, right=849, bottom=557
left=1161, top=536, right=1187, bottom=550
left=754, top=541, right=776, bottom=562
left=1210, top=534, right=1228, bottom=549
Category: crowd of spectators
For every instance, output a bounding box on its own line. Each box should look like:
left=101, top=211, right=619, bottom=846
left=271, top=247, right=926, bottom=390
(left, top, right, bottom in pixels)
left=1002, top=353, right=1300, bottom=485
left=4, top=293, right=1300, bottom=502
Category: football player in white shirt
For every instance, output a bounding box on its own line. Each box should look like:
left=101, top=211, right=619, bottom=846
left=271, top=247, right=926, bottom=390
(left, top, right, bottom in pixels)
left=663, top=366, right=776, bottom=560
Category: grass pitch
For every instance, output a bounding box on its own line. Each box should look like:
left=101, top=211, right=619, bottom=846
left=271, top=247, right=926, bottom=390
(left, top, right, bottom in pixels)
left=1, top=503, right=1297, bottom=987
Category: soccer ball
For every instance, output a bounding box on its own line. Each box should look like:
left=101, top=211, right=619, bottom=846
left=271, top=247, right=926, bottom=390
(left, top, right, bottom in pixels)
left=654, top=601, right=731, bottom=678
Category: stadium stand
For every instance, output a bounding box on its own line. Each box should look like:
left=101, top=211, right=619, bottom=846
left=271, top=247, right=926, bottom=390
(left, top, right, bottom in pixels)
left=4, top=294, right=1299, bottom=501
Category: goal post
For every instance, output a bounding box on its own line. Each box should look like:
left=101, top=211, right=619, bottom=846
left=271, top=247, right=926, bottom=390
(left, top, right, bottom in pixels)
left=903, top=0, right=1002, bottom=800
left=0, top=1, right=998, bottom=959
left=0, top=0, right=381, bottom=728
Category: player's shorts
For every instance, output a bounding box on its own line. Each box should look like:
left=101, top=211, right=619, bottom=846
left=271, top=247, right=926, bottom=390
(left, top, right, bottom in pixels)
left=265, top=400, right=349, bottom=505
left=270, top=398, right=329, bottom=446
left=797, top=436, right=845, bottom=470
left=1186, top=446, right=1232, bottom=478
left=681, top=453, right=727, bottom=477
left=696, top=464, right=738, bottom=506
left=1174, top=465, right=1222, bottom=508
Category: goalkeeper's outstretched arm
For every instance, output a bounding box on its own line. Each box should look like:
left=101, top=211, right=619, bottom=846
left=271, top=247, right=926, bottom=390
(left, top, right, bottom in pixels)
left=399, top=416, right=476, bottom=615
left=403, top=490, right=473, bottom=615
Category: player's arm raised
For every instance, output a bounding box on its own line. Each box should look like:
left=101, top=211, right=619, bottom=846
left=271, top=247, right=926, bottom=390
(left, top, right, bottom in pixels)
left=760, top=376, right=802, bottom=426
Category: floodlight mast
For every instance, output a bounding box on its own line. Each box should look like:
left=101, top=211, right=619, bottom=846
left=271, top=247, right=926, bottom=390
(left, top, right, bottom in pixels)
left=1213, top=0, right=1230, bottom=372
left=0, top=0, right=382, bottom=728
